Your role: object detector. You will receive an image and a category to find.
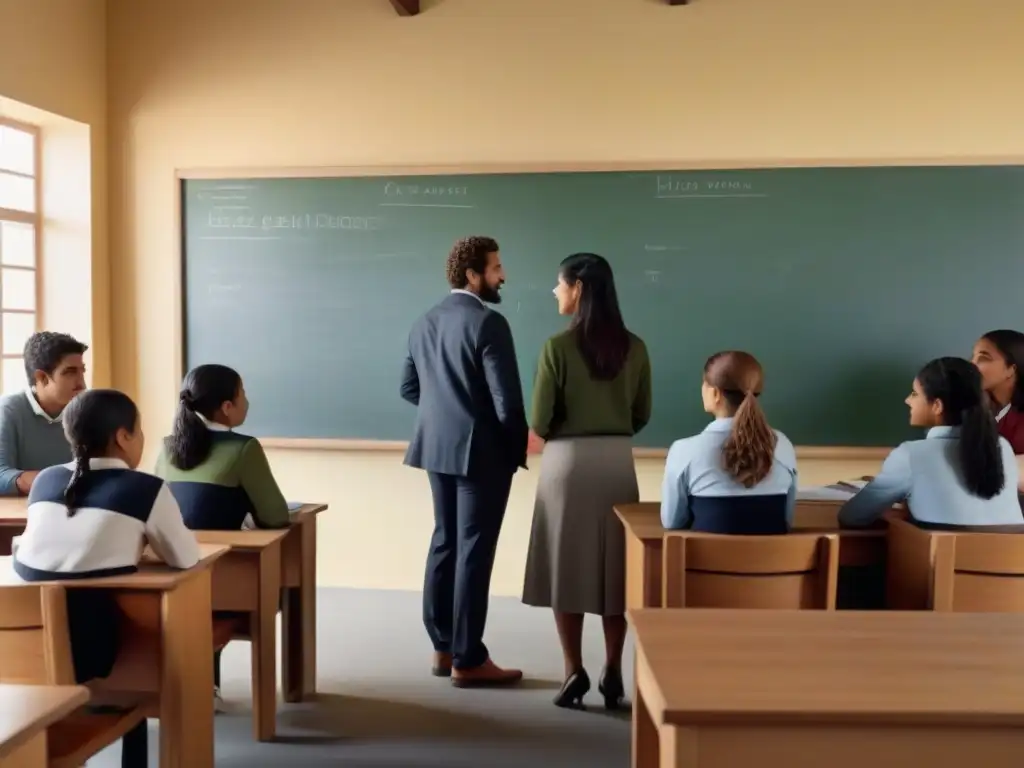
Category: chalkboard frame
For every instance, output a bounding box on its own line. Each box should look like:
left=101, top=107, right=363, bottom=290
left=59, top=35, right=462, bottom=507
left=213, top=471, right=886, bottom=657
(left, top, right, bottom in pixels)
left=174, top=157, right=1021, bottom=462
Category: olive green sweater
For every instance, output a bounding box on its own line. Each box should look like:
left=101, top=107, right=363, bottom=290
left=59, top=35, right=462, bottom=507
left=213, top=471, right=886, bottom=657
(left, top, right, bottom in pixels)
left=530, top=330, right=652, bottom=440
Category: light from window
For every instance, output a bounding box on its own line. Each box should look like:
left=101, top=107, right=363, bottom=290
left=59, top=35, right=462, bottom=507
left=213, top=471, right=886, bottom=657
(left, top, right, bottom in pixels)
left=0, top=120, right=39, bottom=396
left=1, top=358, right=25, bottom=396
left=0, top=126, right=34, bottom=176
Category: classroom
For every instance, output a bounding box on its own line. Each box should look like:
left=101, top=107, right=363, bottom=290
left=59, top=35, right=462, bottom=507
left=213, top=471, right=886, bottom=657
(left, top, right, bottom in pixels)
left=2, top=0, right=1024, bottom=766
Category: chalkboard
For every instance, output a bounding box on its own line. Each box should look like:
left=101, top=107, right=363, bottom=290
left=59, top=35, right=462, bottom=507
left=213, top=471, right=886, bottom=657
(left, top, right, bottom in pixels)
left=181, top=166, right=1024, bottom=448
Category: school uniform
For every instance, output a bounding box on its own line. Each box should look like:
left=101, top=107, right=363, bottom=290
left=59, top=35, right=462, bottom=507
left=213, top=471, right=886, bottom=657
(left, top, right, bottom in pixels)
left=0, top=390, right=74, bottom=496
left=838, top=427, right=1023, bottom=528
left=995, top=403, right=1024, bottom=454
left=155, top=417, right=289, bottom=531
left=13, top=458, right=200, bottom=681
left=660, top=417, right=798, bottom=533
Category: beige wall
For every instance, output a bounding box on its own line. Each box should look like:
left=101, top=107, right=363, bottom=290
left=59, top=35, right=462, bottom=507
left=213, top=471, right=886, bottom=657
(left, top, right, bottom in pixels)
left=0, top=0, right=110, bottom=386
left=104, top=0, right=1023, bottom=594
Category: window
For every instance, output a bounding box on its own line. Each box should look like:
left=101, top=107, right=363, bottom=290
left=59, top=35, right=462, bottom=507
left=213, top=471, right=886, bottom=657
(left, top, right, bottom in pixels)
left=0, top=119, right=39, bottom=396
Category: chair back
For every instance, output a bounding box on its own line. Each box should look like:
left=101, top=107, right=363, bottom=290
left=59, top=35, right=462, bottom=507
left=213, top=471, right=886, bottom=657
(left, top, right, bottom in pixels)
left=0, top=584, right=75, bottom=685
left=662, top=531, right=839, bottom=609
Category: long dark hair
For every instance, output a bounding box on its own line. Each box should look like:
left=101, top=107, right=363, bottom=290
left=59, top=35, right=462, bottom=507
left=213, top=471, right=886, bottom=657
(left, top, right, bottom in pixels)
left=981, top=329, right=1024, bottom=411
left=62, top=389, right=139, bottom=514
left=560, top=253, right=630, bottom=380
left=166, top=364, right=242, bottom=470
left=704, top=351, right=777, bottom=487
left=917, top=356, right=1004, bottom=499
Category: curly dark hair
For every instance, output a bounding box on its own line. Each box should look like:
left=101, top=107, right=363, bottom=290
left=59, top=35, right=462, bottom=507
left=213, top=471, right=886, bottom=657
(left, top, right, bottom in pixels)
left=446, top=236, right=499, bottom=289
left=23, top=331, right=88, bottom=383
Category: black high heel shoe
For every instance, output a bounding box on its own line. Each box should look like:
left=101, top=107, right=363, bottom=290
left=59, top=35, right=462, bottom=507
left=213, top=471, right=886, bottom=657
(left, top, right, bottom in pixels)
left=598, top=666, right=625, bottom=710
left=553, top=668, right=591, bottom=709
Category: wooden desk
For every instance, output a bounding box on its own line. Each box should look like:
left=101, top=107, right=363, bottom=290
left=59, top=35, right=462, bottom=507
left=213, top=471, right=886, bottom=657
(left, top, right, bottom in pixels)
left=0, top=684, right=88, bottom=767
left=0, top=545, right=228, bottom=768
left=0, top=499, right=327, bottom=709
left=615, top=500, right=888, bottom=610
left=277, top=504, right=326, bottom=703
left=195, top=528, right=286, bottom=741
left=630, top=609, right=1024, bottom=768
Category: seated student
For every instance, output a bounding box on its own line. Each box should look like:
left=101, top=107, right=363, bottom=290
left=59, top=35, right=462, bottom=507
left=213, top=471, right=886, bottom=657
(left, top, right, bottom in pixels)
left=972, top=329, right=1024, bottom=493
left=660, top=351, right=798, bottom=533
left=154, top=364, right=288, bottom=710
left=839, top=357, right=1023, bottom=529
left=13, top=388, right=200, bottom=683
left=0, top=332, right=87, bottom=496
left=154, top=363, right=289, bottom=530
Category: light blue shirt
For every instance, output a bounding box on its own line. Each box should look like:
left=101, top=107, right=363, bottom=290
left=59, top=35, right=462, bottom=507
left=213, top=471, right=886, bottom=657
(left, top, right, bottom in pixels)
left=660, top=418, right=799, bottom=529
left=838, top=427, right=1023, bottom=528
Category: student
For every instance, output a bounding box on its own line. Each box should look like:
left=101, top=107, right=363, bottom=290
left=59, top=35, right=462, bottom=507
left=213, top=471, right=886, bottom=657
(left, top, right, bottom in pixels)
left=660, top=351, right=797, bottom=533
left=155, top=364, right=289, bottom=531
left=972, top=331, right=1024, bottom=488
left=839, top=357, right=1022, bottom=528
left=154, top=364, right=288, bottom=710
left=521, top=252, right=651, bottom=711
left=0, top=332, right=87, bottom=496
left=13, top=389, right=200, bottom=683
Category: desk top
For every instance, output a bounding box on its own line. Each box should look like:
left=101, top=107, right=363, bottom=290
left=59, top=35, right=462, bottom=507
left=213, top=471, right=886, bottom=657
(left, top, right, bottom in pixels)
left=0, top=684, right=89, bottom=757
left=0, top=499, right=328, bottom=526
left=614, top=500, right=889, bottom=541
left=629, top=609, right=1024, bottom=727
left=0, top=544, right=228, bottom=590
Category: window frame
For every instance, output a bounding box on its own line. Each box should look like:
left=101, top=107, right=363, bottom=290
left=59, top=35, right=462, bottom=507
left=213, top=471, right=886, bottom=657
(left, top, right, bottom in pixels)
left=0, top=116, right=42, bottom=395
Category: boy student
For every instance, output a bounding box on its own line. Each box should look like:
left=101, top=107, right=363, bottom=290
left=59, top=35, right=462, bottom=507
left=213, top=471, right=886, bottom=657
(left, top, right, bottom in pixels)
left=0, top=332, right=88, bottom=496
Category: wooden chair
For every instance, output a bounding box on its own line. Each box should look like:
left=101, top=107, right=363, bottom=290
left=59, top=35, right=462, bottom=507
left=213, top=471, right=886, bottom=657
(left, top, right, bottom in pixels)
left=887, top=517, right=1024, bottom=611
left=0, top=583, right=148, bottom=767
left=662, top=532, right=839, bottom=609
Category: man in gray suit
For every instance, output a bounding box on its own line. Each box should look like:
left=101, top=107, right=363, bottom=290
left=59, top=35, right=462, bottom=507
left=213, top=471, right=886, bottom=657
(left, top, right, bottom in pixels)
left=400, top=236, right=528, bottom=687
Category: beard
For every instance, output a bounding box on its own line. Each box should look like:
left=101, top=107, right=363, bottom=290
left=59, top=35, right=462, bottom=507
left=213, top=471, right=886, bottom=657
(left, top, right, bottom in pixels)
left=479, top=283, right=503, bottom=304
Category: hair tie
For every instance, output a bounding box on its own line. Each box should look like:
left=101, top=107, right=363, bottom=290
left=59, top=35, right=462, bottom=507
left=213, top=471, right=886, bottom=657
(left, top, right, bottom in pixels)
left=179, top=392, right=193, bottom=409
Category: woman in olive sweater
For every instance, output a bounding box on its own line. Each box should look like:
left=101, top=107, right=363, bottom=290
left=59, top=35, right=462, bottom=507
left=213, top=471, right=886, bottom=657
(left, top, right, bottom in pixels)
left=521, top=252, right=652, bottom=711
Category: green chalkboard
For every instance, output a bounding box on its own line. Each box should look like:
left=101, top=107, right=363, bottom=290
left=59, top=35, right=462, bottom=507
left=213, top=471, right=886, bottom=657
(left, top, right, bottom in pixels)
left=181, top=166, right=1024, bottom=448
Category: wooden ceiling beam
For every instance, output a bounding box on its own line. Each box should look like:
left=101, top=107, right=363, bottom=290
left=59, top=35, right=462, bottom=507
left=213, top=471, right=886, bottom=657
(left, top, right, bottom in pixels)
left=389, top=0, right=420, bottom=15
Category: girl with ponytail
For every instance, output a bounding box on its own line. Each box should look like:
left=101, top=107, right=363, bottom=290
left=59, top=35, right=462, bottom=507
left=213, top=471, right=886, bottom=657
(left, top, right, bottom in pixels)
left=660, top=351, right=798, bottom=533
left=840, top=357, right=1023, bottom=528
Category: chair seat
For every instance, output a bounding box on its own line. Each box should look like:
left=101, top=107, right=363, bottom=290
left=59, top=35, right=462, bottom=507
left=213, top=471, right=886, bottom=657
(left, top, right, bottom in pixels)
left=48, top=708, right=147, bottom=768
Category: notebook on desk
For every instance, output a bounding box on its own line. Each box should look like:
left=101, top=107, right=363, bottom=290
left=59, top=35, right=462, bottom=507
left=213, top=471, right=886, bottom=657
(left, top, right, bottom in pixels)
left=796, top=480, right=867, bottom=502
left=287, top=501, right=304, bottom=513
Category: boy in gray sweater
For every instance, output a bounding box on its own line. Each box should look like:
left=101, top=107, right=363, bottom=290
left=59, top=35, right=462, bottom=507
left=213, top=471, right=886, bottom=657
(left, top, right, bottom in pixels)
left=0, top=332, right=88, bottom=496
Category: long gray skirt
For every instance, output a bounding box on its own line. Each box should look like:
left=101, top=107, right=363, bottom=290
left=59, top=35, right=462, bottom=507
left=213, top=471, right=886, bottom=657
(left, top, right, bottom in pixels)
left=522, top=436, right=639, bottom=616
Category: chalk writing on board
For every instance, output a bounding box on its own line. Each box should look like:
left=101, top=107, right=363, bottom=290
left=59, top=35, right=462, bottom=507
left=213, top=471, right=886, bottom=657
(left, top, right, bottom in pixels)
left=381, top=181, right=475, bottom=208
left=655, top=176, right=768, bottom=199
left=644, top=270, right=662, bottom=284
left=644, top=245, right=686, bottom=252
left=196, top=185, right=256, bottom=202
left=205, top=212, right=384, bottom=232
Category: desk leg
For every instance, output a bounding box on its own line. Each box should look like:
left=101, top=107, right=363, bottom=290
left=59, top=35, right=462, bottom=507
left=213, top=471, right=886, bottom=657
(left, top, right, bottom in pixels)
left=253, top=544, right=282, bottom=741
left=659, top=725, right=698, bottom=768
left=632, top=655, right=659, bottom=768
left=282, top=515, right=317, bottom=702
left=161, top=570, right=215, bottom=767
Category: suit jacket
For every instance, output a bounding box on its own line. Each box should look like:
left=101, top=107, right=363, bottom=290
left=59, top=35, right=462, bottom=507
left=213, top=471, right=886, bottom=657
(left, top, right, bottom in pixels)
left=401, top=292, right=528, bottom=477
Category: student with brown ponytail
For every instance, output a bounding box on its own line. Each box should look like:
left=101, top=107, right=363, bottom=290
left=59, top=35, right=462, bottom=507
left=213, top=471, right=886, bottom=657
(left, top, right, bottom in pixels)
left=660, top=351, right=797, bottom=533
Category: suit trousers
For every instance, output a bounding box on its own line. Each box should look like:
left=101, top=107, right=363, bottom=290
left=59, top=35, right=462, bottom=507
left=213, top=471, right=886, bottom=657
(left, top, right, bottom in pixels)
left=423, top=468, right=514, bottom=669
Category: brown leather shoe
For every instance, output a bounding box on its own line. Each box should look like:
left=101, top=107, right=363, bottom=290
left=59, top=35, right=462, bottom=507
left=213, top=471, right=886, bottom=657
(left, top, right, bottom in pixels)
left=431, top=652, right=452, bottom=677
left=451, top=658, right=523, bottom=688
